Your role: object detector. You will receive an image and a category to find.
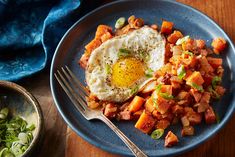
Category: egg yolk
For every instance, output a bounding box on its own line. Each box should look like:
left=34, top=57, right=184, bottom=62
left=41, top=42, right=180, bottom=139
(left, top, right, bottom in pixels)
left=112, top=57, right=145, bottom=87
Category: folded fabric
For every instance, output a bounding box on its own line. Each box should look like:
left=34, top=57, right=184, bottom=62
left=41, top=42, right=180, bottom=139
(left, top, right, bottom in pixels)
left=0, top=0, right=104, bottom=81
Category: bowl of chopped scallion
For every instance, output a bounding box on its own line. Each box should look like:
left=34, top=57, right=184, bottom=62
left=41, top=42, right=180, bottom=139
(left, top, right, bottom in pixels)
left=0, top=81, right=43, bottom=157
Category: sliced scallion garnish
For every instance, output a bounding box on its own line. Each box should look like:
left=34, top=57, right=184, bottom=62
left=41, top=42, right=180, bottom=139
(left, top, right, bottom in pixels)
left=159, top=92, right=174, bottom=100
left=177, top=65, right=186, bottom=80
left=145, top=68, right=154, bottom=78
left=212, top=76, right=221, bottom=89
left=115, top=17, right=126, bottom=29
left=151, top=129, right=164, bottom=140
left=190, top=83, right=204, bottom=92
left=118, top=48, right=131, bottom=58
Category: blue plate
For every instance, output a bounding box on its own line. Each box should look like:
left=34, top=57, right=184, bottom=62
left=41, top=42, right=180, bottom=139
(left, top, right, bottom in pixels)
left=50, top=0, right=235, bottom=156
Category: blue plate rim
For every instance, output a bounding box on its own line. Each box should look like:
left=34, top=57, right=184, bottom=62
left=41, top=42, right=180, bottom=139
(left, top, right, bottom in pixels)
left=50, top=0, right=235, bottom=156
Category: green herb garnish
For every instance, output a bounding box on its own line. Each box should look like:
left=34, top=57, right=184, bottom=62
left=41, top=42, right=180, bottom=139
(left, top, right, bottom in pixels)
left=130, top=86, right=139, bottom=95
left=0, top=107, right=35, bottom=157
left=212, top=76, right=221, bottom=89
left=177, top=65, right=186, bottom=80
left=115, top=17, right=126, bottom=29
left=153, top=98, right=159, bottom=110
left=118, top=48, right=131, bottom=58
left=159, top=93, right=174, bottom=100
left=145, top=69, right=154, bottom=78
left=155, top=84, right=162, bottom=94
left=190, top=83, right=204, bottom=92
left=151, top=129, right=164, bottom=140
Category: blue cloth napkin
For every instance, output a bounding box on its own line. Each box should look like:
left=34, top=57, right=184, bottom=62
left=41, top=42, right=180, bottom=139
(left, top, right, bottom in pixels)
left=0, top=0, right=104, bottom=81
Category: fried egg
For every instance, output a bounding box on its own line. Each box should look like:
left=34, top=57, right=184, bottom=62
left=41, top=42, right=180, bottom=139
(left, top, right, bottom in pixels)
left=86, top=26, right=166, bottom=102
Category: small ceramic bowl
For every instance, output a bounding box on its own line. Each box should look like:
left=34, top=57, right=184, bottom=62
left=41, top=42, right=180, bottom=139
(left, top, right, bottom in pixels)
left=0, top=80, right=43, bottom=157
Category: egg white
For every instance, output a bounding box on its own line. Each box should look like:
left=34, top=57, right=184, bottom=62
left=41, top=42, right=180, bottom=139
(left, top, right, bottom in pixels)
left=86, top=26, right=166, bottom=102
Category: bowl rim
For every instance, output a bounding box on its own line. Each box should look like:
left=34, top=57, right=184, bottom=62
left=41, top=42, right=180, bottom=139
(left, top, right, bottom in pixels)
left=0, top=80, right=44, bottom=156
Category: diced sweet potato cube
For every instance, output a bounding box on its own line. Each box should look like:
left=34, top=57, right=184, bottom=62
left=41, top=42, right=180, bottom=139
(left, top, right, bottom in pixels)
left=181, top=116, right=190, bottom=127
left=199, top=56, right=214, bottom=73
left=177, top=91, right=190, bottom=100
left=156, top=119, right=170, bottom=129
left=181, top=126, right=195, bottom=136
left=184, top=107, right=202, bottom=125
left=194, top=102, right=209, bottom=113
left=85, top=38, right=102, bottom=54
left=211, top=37, right=227, bottom=54
left=161, top=20, right=174, bottom=34
left=129, top=96, right=145, bottom=113
left=165, top=131, right=179, bottom=147
left=186, top=71, right=204, bottom=86
left=209, top=58, right=223, bottom=67
left=156, top=97, right=171, bottom=114
left=95, top=25, right=112, bottom=38
left=160, top=85, right=173, bottom=95
left=167, top=30, right=183, bottom=44
left=135, top=111, right=156, bottom=133
left=200, top=92, right=210, bottom=103
left=190, top=89, right=202, bottom=102
left=165, top=43, right=173, bottom=62
left=172, top=105, right=184, bottom=115
left=145, top=97, right=155, bottom=113
left=187, top=112, right=202, bottom=125
left=100, top=32, right=113, bottom=42
left=207, top=57, right=223, bottom=69
left=205, top=106, right=216, bottom=124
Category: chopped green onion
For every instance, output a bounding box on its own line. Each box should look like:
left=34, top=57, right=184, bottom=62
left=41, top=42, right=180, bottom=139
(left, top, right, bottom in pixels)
left=155, top=84, right=162, bottom=94
left=118, top=48, right=131, bottom=58
left=0, top=106, right=35, bottom=157
left=191, top=83, right=204, bottom=92
left=159, top=93, right=174, bottom=100
left=176, top=35, right=190, bottom=45
left=145, top=69, right=154, bottom=78
left=177, top=65, right=186, bottom=80
left=130, top=86, right=139, bottom=95
left=27, top=124, right=36, bottom=131
left=151, top=129, right=164, bottom=140
left=153, top=98, right=159, bottom=110
left=115, top=17, right=126, bottom=29
left=105, top=63, right=111, bottom=74
left=212, top=76, right=221, bottom=89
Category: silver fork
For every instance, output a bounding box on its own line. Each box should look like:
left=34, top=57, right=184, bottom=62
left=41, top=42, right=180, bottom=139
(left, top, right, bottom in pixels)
left=54, top=66, right=148, bottom=157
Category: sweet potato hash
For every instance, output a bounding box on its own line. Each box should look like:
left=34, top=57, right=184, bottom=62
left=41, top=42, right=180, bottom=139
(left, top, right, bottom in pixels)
left=79, top=15, right=227, bottom=147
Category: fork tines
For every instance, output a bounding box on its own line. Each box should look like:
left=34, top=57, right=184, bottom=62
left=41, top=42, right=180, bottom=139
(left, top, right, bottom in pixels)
left=54, top=66, right=89, bottom=115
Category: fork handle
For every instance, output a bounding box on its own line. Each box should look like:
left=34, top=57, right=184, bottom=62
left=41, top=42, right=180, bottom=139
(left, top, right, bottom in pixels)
left=100, top=114, right=148, bottom=157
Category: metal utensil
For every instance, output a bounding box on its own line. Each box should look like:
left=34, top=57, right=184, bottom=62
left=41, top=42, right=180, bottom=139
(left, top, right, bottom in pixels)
left=54, top=66, right=148, bottom=157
